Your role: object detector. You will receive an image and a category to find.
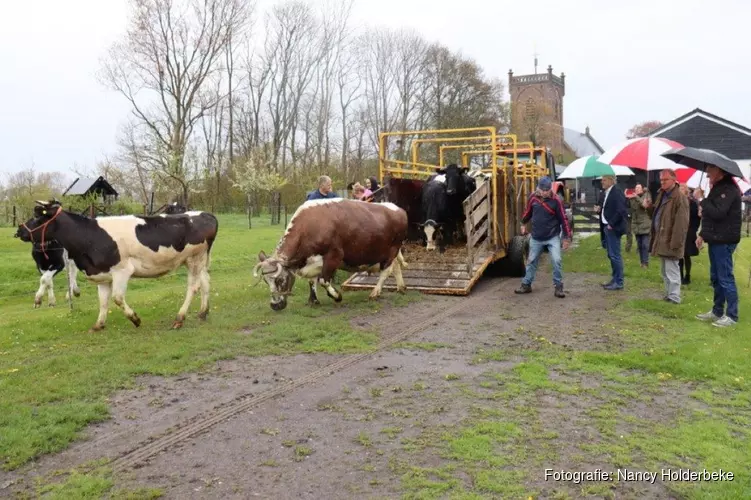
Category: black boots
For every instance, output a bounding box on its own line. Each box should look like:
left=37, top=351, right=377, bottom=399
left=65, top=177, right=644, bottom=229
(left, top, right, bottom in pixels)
left=514, top=282, right=565, bottom=298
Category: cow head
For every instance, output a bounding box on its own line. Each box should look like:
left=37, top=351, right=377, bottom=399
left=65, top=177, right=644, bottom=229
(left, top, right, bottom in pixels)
left=435, top=164, right=469, bottom=196
left=17, top=199, right=63, bottom=243
left=165, top=202, right=187, bottom=214
left=418, top=219, right=444, bottom=252
left=253, top=250, right=296, bottom=311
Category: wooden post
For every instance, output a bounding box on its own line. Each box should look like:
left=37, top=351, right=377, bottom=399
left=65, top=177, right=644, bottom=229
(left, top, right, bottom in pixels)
left=89, top=204, right=95, bottom=219
left=12, top=205, right=16, bottom=226
left=284, top=205, right=288, bottom=227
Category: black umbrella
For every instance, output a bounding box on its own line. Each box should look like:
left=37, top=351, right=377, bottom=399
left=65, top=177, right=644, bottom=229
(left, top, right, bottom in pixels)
left=661, top=146, right=744, bottom=178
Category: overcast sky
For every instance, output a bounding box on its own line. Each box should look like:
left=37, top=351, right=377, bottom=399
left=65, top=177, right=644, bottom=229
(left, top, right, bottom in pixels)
left=1, top=0, right=750, bottom=180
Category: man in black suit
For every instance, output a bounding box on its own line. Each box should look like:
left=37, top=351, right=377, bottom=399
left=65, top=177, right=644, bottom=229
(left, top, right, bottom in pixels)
left=599, top=175, right=629, bottom=290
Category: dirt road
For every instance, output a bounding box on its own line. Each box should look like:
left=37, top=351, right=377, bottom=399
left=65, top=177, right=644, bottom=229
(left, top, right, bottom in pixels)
left=5, top=270, right=688, bottom=499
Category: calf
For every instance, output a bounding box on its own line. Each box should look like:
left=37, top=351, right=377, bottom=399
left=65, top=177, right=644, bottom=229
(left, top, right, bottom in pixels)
left=253, top=199, right=408, bottom=311
left=18, top=200, right=218, bottom=332
left=13, top=232, right=81, bottom=308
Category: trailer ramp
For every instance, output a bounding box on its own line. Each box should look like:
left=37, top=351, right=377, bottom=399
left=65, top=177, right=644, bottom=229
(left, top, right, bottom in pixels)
left=341, top=246, right=496, bottom=296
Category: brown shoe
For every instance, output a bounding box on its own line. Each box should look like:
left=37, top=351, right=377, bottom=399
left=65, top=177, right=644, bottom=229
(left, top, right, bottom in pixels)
left=554, top=284, right=565, bottom=298
left=515, top=283, right=532, bottom=294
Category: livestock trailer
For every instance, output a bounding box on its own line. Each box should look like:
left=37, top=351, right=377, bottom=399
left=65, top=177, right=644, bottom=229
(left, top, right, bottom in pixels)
left=341, top=126, right=558, bottom=296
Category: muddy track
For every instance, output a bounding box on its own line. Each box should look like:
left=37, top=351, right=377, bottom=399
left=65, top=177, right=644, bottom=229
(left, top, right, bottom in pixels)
left=107, top=280, right=507, bottom=472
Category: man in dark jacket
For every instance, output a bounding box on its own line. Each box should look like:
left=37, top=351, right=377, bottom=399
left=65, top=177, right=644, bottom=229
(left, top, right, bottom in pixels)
left=599, top=175, right=629, bottom=290
left=695, top=167, right=742, bottom=327
left=515, top=176, right=573, bottom=298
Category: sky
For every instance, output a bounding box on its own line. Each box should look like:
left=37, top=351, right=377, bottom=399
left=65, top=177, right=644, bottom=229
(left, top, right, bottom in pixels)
left=1, top=0, right=750, bottom=180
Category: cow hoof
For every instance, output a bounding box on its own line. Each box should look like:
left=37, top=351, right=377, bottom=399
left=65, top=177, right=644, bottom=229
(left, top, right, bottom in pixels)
left=172, top=320, right=183, bottom=329
left=130, top=315, right=142, bottom=327
left=73, top=290, right=81, bottom=297
left=89, top=324, right=105, bottom=333
left=197, top=311, right=208, bottom=320
left=368, top=292, right=381, bottom=300
left=48, top=303, right=56, bottom=308
left=396, top=287, right=407, bottom=294
left=307, top=299, right=320, bottom=306
left=33, top=302, right=41, bottom=309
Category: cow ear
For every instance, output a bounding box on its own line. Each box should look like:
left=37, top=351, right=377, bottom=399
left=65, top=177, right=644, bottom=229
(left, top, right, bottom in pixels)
left=258, top=250, right=267, bottom=262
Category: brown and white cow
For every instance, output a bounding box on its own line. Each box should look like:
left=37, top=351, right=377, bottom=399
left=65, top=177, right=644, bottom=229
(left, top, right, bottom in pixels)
left=253, top=198, right=408, bottom=311
left=18, top=200, right=218, bottom=332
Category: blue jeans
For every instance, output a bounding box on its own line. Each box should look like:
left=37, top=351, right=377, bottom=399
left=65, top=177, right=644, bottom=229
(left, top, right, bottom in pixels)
left=708, top=243, right=738, bottom=321
left=636, top=234, right=650, bottom=265
left=604, top=227, right=624, bottom=287
left=522, top=235, right=563, bottom=286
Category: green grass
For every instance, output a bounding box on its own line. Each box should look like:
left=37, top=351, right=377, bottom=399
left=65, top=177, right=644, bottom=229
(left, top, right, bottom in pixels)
left=0, top=214, right=422, bottom=473
left=394, top=234, right=751, bottom=500
left=550, top=234, right=751, bottom=498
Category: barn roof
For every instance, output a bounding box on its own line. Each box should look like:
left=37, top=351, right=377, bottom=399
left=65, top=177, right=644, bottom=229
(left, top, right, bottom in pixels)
left=648, top=108, right=751, bottom=159
left=63, top=176, right=118, bottom=197
left=563, top=127, right=604, bottom=157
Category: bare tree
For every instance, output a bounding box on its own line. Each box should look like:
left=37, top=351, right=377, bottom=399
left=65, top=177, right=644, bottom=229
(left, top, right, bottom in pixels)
left=100, top=0, right=250, bottom=205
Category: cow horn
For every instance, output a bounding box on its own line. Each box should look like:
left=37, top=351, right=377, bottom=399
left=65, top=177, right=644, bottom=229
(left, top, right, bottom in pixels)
left=272, top=263, right=283, bottom=279
left=252, top=261, right=263, bottom=277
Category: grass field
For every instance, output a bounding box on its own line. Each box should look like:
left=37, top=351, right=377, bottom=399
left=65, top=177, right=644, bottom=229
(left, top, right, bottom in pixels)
left=0, top=214, right=421, bottom=472
left=2, top=213, right=750, bottom=499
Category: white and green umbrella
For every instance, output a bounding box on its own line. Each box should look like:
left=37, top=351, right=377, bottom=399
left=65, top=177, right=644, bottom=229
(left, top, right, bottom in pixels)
left=558, top=155, right=635, bottom=179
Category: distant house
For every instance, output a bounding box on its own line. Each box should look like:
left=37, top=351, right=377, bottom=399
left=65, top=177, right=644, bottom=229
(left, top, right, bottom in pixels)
left=648, top=108, right=751, bottom=179
left=62, top=176, right=119, bottom=204
left=563, top=126, right=605, bottom=158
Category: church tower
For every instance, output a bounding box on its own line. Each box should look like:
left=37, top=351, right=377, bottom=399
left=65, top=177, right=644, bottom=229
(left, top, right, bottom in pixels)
left=508, top=64, right=566, bottom=154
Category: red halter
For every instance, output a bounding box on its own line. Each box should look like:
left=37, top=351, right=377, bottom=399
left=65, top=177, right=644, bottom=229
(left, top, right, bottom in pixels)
left=22, top=206, right=63, bottom=259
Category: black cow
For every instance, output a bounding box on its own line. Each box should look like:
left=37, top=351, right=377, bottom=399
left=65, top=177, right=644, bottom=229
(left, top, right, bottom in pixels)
left=419, top=164, right=477, bottom=250
left=17, top=200, right=218, bottom=332
left=13, top=230, right=81, bottom=308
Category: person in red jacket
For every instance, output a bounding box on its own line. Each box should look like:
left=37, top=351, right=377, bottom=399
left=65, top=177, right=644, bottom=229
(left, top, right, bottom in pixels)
left=515, top=176, right=573, bottom=298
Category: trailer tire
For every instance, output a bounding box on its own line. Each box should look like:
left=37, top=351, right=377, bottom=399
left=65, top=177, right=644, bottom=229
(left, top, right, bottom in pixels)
left=506, top=235, right=529, bottom=277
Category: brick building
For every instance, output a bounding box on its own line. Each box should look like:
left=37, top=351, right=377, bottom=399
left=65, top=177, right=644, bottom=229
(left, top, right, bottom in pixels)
left=508, top=65, right=603, bottom=165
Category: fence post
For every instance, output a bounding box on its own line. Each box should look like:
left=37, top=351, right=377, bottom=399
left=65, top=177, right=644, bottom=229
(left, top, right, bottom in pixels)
left=284, top=205, right=288, bottom=227
left=12, top=205, right=16, bottom=226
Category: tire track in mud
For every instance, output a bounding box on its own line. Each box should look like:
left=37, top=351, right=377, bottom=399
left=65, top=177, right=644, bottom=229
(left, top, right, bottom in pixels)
left=107, top=279, right=507, bottom=472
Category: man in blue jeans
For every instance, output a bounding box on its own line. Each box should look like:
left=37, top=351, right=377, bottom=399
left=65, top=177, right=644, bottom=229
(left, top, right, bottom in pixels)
left=599, top=175, right=629, bottom=290
left=694, top=166, right=742, bottom=327
left=515, top=176, right=573, bottom=298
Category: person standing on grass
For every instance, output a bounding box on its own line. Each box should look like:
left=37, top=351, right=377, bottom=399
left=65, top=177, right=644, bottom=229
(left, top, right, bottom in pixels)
left=648, top=169, right=689, bottom=304
left=626, top=183, right=653, bottom=268
left=694, top=166, right=743, bottom=327
left=678, top=185, right=701, bottom=285
left=599, top=175, right=628, bottom=291
left=515, top=176, right=572, bottom=298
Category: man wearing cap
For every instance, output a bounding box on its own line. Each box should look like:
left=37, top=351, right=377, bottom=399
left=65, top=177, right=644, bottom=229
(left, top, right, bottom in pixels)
left=599, top=175, right=629, bottom=290
left=515, top=176, right=573, bottom=298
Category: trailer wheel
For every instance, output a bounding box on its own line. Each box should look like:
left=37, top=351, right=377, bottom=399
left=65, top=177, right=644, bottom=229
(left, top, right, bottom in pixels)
left=487, top=234, right=529, bottom=277
left=506, top=235, right=529, bottom=277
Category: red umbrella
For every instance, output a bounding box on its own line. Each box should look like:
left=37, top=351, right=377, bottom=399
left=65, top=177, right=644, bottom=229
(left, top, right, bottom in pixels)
left=598, top=137, right=683, bottom=171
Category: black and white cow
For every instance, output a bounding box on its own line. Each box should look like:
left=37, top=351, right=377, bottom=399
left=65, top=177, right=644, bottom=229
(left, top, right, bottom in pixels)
left=13, top=231, right=81, bottom=308
left=17, top=200, right=218, bottom=332
left=419, top=164, right=477, bottom=250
